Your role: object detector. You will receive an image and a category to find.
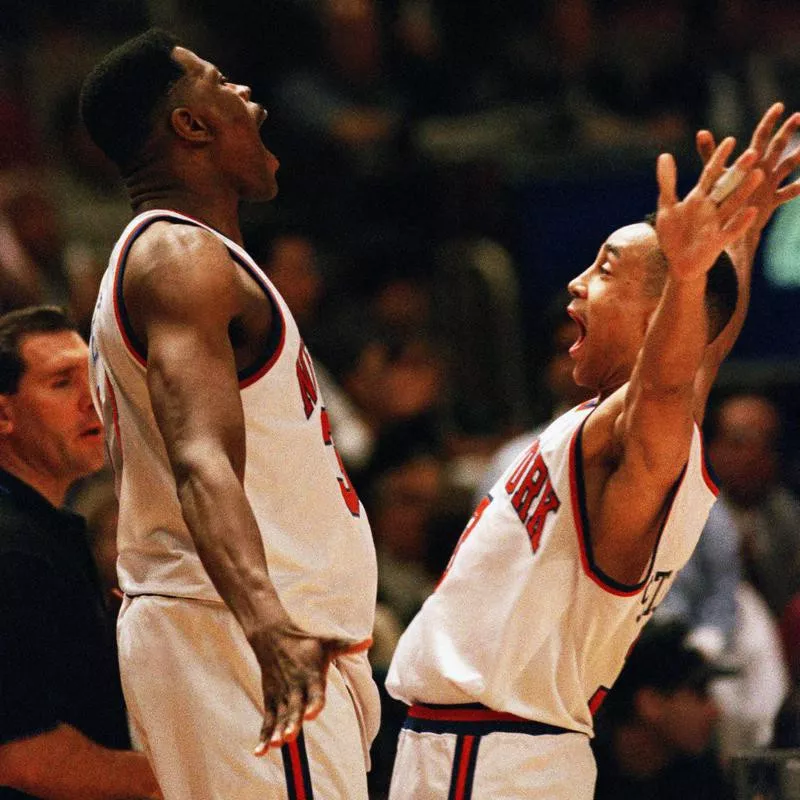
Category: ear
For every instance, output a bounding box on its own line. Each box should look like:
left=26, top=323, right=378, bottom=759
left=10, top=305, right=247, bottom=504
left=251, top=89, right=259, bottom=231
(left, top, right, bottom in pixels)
left=0, top=395, right=14, bottom=436
left=170, top=107, right=214, bottom=144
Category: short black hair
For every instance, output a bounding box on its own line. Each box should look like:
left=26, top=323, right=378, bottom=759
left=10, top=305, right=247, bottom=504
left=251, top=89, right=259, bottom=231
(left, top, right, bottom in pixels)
left=0, top=306, right=77, bottom=394
left=79, top=28, right=183, bottom=172
left=597, top=620, right=729, bottom=725
left=644, top=213, right=738, bottom=342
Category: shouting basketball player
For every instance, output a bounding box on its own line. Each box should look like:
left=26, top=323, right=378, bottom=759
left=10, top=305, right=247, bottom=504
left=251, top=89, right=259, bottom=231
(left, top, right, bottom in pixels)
left=81, top=29, right=379, bottom=799
left=385, top=104, right=800, bottom=799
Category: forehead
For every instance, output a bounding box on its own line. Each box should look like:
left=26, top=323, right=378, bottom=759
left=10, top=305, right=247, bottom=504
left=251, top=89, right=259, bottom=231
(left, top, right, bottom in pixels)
left=605, top=222, right=658, bottom=263
left=172, top=46, right=216, bottom=82
left=21, top=331, right=88, bottom=375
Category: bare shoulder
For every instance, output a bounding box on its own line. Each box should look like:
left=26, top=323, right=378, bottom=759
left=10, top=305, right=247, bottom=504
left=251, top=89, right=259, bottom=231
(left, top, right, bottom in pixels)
left=123, top=222, right=240, bottom=337
left=580, top=384, right=629, bottom=464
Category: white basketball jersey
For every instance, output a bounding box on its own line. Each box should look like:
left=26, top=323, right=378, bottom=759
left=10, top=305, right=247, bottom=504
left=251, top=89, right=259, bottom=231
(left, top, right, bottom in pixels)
left=386, top=399, right=719, bottom=735
left=89, top=209, right=377, bottom=647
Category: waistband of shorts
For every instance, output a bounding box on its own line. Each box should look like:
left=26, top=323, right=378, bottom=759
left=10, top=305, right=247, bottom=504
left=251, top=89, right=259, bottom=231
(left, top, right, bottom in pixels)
left=403, top=703, right=577, bottom=737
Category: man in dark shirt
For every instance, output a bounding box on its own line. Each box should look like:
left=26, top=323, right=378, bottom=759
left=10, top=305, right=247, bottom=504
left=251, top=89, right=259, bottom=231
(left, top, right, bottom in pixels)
left=0, top=305, right=160, bottom=799
left=592, top=621, right=734, bottom=800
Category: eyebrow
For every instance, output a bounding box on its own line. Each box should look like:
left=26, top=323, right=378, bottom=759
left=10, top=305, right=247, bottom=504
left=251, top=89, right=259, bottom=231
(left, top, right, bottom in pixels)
left=606, top=243, right=621, bottom=259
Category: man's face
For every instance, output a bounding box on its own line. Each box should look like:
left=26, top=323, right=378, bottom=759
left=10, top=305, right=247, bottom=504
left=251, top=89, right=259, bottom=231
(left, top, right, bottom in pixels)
left=709, top=395, right=780, bottom=504
left=171, top=47, right=280, bottom=201
left=647, top=683, right=719, bottom=756
left=2, top=331, right=104, bottom=486
left=566, top=223, right=661, bottom=396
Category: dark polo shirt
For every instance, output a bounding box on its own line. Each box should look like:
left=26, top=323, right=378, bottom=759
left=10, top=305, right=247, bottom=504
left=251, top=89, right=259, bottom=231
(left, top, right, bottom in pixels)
left=0, top=468, right=130, bottom=799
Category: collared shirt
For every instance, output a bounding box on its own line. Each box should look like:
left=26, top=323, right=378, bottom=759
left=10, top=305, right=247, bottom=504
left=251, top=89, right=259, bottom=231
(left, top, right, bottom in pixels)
left=0, top=468, right=129, bottom=800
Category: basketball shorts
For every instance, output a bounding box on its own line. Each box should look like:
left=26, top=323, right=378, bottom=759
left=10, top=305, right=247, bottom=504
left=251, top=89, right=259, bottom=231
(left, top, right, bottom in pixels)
left=388, top=703, right=596, bottom=799
left=117, top=594, right=378, bottom=800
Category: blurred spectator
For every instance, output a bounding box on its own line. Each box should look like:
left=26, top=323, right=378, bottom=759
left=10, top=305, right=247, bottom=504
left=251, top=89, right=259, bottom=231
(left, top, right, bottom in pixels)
left=656, top=500, right=741, bottom=660
left=309, top=300, right=444, bottom=480
left=473, top=293, right=592, bottom=502
left=656, top=499, right=788, bottom=760
left=0, top=305, right=160, bottom=799
left=0, top=171, right=102, bottom=335
left=592, top=621, right=734, bottom=800
left=365, top=426, right=446, bottom=629
left=707, top=392, right=800, bottom=617
left=69, top=468, right=121, bottom=619
left=711, top=581, right=789, bottom=760
left=270, top=0, right=431, bottom=253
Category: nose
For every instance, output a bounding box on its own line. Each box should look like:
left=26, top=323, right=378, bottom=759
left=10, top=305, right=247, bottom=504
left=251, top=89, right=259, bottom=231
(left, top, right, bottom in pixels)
left=236, top=83, right=252, bottom=101
left=568, top=271, right=587, bottom=298
left=78, top=375, right=95, bottom=414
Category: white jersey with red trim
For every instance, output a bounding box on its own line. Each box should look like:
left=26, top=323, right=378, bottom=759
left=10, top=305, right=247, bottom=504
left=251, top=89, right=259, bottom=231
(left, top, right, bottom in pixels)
left=385, top=399, right=719, bottom=735
left=88, top=209, right=377, bottom=647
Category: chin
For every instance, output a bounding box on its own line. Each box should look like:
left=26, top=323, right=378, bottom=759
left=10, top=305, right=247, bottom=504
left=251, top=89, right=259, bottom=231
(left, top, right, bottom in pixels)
left=244, top=177, right=279, bottom=203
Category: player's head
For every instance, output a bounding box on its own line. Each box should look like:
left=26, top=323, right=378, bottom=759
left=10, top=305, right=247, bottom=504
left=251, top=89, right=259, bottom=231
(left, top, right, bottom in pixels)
left=597, top=622, right=721, bottom=757
left=80, top=29, right=183, bottom=174
left=0, top=306, right=104, bottom=502
left=566, top=217, right=737, bottom=395
left=641, top=212, right=738, bottom=345
left=80, top=28, right=279, bottom=201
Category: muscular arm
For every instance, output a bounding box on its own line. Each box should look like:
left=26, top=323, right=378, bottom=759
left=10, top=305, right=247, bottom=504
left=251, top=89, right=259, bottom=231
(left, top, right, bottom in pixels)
left=124, top=224, right=340, bottom=751
left=0, top=724, right=160, bottom=800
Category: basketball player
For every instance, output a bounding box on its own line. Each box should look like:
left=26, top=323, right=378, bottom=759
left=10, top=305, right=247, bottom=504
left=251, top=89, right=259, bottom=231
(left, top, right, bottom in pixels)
left=80, top=30, right=379, bottom=799
left=385, top=103, right=800, bottom=799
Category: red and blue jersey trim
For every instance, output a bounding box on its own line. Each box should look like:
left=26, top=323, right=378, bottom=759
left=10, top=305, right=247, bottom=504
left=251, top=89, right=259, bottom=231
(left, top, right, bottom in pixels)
left=111, top=212, right=285, bottom=386
left=404, top=703, right=576, bottom=799
left=281, top=729, right=314, bottom=799
left=447, top=734, right=481, bottom=800
left=404, top=703, right=574, bottom=737
left=569, top=417, right=683, bottom=597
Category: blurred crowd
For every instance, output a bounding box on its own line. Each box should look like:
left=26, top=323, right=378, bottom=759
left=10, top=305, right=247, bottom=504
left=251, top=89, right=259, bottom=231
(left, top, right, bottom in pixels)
left=3, top=0, right=800, bottom=797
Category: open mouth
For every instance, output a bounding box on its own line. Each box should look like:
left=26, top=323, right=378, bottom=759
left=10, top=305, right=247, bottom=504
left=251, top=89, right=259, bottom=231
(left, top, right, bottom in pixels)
left=566, top=307, right=587, bottom=355
left=80, top=425, right=102, bottom=438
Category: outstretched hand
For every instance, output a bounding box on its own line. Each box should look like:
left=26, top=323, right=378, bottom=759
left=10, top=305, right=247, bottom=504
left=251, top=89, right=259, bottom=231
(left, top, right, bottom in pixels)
left=654, top=137, right=763, bottom=284
left=696, top=102, right=800, bottom=261
left=250, top=624, right=350, bottom=755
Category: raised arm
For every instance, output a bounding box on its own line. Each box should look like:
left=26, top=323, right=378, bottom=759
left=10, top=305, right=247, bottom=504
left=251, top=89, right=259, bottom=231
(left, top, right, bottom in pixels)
left=694, top=103, right=800, bottom=414
left=585, top=140, right=762, bottom=584
left=124, top=224, right=344, bottom=753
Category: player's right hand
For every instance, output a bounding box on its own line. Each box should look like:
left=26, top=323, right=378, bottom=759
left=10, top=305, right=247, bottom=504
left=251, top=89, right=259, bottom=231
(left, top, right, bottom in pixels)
left=249, top=625, right=349, bottom=754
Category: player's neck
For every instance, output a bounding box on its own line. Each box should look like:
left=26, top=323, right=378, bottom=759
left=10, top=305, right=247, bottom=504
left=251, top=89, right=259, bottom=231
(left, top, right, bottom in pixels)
left=127, top=169, right=244, bottom=245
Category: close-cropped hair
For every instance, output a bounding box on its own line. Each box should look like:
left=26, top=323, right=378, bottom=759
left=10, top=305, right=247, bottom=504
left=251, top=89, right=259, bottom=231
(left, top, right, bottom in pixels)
left=0, top=306, right=77, bottom=395
left=79, top=28, right=183, bottom=173
left=643, top=212, right=738, bottom=342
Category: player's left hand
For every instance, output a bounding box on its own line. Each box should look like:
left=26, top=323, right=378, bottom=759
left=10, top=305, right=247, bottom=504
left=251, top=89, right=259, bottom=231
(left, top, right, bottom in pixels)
left=697, top=102, right=800, bottom=242
left=654, top=137, right=763, bottom=284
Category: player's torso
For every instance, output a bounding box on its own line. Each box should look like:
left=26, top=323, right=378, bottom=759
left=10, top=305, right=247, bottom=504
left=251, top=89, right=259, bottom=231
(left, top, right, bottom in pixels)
left=386, top=400, right=718, bottom=734
left=89, top=210, right=377, bottom=644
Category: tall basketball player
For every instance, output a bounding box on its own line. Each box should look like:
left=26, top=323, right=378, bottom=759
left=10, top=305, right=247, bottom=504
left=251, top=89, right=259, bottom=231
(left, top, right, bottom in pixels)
left=81, top=30, right=379, bottom=799
left=385, top=104, right=800, bottom=799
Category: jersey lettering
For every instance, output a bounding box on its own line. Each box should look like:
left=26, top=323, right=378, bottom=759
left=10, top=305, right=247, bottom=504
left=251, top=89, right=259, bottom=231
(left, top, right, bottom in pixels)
left=295, top=343, right=318, bottom=419
left=636, top=569, right=673, bottom=622
left=320, top=407, right=361, bottom=517
left=437, top=494, right=493, bottom=588
left=505, top=443, right=560, bottom=553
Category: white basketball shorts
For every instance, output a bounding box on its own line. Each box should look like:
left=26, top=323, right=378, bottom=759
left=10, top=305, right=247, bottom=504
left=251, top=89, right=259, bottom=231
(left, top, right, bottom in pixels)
left=117, top=594, right=376, bottom=800
left=388, top=703, right=596, bottom=799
